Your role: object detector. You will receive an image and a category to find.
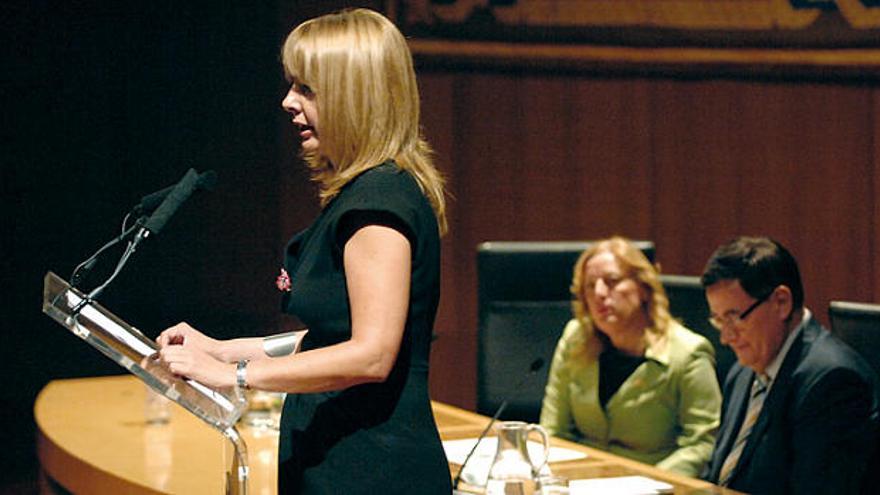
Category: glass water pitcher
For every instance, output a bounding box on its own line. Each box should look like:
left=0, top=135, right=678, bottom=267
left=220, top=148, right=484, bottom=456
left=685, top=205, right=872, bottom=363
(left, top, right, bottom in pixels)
left=485, top=421, right=550, bottom=495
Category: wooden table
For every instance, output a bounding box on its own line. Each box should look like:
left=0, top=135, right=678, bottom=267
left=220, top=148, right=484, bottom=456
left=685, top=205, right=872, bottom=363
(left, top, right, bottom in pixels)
left=36, top=375, right=735, bottom=494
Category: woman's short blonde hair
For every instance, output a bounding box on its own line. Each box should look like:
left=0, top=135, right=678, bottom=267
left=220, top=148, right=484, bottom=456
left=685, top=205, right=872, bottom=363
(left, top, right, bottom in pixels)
left=570, top=236, right=672, bottom=340
left=281, top=8, right=447, bottom=234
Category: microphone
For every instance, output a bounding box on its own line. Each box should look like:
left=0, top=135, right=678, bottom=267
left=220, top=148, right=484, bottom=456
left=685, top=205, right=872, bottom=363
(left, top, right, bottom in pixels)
left=452, top=357, right=545, bottom=493
left=68, top=167, right=217, bottom=306
left=132, top=169, right=217, bottom=216
left=70, top=168, right=216, bottom=291
left=136, top=167, right=203, bottom=240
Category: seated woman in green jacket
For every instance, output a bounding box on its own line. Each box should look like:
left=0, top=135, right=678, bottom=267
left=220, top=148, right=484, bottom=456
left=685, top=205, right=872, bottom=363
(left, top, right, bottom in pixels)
left=540, top=236, right=721, bottom=477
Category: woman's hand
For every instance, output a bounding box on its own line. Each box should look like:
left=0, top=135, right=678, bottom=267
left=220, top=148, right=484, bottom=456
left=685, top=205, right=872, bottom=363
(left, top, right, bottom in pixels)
left=157, top=322, right=223, bottom=360
left=157, top=342, right=236, bottom=389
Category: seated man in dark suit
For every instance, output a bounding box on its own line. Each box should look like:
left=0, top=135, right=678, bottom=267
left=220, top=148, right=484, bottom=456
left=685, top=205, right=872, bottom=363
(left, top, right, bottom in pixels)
left=701, top=236, right=878, bottom=494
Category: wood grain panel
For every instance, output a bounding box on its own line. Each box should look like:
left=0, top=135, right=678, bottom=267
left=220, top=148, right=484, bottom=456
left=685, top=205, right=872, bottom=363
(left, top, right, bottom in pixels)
left=650, top=80, right=744, bottom=274
left=419, top=73, right=476, bottom=406
left=517, top=77, right=577, bottom=237
left=35, top=376, right=728, bottom=495
left=414, top=71, right=880, bottom=409
left=440, top=74, right=524, bottom=408
left=733, top=83, right=874, bottom=323
left=565, top=78, right=653, bottom=240
left=874, top=90, right=880, bottom=303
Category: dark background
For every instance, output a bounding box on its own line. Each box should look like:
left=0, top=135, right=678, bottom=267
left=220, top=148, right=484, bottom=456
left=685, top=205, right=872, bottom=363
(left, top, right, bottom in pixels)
left=2, top=0, right=378, bottom=486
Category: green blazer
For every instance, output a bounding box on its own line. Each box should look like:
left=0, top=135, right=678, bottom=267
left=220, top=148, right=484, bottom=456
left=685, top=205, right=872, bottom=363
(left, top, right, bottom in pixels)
left=540, top=319, right=721, bottom=477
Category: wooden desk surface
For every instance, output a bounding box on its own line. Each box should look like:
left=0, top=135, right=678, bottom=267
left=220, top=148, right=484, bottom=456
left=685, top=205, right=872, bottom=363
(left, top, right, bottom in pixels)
left=36, top=375, right=734, bottom=494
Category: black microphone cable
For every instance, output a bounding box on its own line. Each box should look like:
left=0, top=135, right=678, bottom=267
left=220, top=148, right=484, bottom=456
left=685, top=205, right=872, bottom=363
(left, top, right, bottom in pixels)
left=68, top=167, right=215, bottom=313
left=69, top=212, right=140, bottom=289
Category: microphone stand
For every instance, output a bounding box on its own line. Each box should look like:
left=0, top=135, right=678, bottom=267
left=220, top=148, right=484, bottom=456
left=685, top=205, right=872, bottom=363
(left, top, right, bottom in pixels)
left=69, top=220, right=144, bottom=316
left=68, top=167, right=208, bottom=315
left=70, top=213, right=142, bottom=289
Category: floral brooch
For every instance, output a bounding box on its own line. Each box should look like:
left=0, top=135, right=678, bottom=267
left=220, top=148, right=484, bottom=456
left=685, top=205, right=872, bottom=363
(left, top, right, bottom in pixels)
left=276, top=268, right=292, bottom=292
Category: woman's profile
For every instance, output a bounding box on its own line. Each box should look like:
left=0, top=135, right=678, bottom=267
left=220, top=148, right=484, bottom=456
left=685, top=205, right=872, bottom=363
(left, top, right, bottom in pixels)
left=157, top=9, right=452, bottom=493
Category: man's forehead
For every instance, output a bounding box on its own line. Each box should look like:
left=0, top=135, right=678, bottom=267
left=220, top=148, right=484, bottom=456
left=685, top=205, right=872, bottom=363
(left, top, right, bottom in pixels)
left=706, top=279, right=749, bottom=310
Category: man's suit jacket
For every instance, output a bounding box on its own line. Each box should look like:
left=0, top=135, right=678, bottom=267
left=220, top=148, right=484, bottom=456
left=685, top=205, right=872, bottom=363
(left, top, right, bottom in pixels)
left=704, top=316, right=879, bottom=494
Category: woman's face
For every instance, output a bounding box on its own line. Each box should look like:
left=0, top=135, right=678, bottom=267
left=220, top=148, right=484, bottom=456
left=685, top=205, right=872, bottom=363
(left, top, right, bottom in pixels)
left=582, top=251, right=647, bottom=333
left=281, top=80, right=320, bottom=153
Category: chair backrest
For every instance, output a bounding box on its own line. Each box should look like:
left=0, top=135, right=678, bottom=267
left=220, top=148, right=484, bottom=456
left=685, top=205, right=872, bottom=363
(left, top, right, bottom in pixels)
left=828, top=300, right=880, bottom=495
left=476, top=240, right=655, bottom=422
left=660, top=274, right=736, bottom=386
left=829, top=300, right=880, bottom=378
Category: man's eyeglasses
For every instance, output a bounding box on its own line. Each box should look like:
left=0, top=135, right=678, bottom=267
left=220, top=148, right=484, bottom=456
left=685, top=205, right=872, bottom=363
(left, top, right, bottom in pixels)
left=708, top=288, right=775, bottom=331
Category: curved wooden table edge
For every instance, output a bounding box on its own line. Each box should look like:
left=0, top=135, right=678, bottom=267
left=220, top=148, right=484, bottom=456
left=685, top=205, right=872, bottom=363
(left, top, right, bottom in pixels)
left=36, top=376, right=735, bottom=494
left=35, top=380, right=163, bottom=495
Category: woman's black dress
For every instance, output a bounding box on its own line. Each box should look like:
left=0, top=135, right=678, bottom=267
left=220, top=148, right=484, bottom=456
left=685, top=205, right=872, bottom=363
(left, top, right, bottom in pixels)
left=277, top=162, right=451, bottom=493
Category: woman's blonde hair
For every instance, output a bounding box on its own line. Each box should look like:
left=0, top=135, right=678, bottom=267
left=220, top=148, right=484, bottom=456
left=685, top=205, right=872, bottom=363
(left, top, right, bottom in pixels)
left=281, top=8, right=447, bottom=234
left=570, top=236, right=672, bottom=347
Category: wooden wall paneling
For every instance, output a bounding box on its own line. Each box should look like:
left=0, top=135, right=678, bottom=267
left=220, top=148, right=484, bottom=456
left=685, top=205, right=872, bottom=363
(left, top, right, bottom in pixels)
left=411, top=66, right=880, bottom=411
left=565, top=78, right=654, bottom=241
left=874, top=89, right=880, bottom=304
left=436, top=73, right=526, bottom=408
left=517, top=76, right=578, bottom=238
left=650, top=80, right=744, bottom=276
left=418, top=72, right=475, bottom=407
left=724, top=82, right=803, bottom=260
left=734, top=83, right=874, bottom=322
left=454, top=74, right=527, bottom=243
left=797, top=84, right=875, bottom=310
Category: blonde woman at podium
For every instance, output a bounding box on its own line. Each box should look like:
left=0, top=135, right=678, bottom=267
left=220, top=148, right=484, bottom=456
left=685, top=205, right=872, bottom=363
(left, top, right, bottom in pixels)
left=156, top=9, right=451, bottom=493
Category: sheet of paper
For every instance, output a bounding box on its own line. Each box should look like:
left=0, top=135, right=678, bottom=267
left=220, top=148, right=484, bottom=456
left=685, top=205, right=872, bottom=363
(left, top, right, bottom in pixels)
left=569, top=475, right=673, bottom=494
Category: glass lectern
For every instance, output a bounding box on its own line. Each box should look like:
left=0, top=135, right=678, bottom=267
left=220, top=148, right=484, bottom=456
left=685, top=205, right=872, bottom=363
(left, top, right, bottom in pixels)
left=42, top=271, right=250, bottom=494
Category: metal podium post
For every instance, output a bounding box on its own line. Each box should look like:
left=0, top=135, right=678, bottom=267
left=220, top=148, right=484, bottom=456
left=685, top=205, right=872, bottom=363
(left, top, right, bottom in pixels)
left=224, top=426, right=249, bottom=495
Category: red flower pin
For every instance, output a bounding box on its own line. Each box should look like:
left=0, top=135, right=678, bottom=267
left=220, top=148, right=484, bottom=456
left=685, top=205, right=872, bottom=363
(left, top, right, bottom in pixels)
left=276, top=268, right=292, bottom=292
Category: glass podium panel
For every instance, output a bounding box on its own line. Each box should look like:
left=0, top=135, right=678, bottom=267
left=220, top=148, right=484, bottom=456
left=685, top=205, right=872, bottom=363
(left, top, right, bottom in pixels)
left=42, top=271, right=248, bottom=432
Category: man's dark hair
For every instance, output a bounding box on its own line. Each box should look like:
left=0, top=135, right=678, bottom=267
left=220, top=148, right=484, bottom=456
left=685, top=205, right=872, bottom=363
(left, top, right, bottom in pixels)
left=701, top=236, right=804, bottom=309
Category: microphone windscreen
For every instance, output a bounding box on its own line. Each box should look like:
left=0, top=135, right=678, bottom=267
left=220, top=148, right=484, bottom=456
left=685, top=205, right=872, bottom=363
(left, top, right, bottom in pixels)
left=134, top=169, right=217, bottom=216
left=143, top=168, right=200, bottom=234
left=135, top=184, right=175, bottom=215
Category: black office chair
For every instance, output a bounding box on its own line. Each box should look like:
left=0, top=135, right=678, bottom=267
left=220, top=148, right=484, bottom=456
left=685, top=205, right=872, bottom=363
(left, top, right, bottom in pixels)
left=660, top=274, right=736, bottom=386
left=828, top=300, right=880, bottom=495
left=476, top=240, right=655, bottom=422
left=829, top=301, right=880, bottom=377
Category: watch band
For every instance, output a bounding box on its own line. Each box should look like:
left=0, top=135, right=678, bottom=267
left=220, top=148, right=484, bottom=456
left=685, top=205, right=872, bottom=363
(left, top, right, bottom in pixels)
left=236, top=360, right=250, bottom=390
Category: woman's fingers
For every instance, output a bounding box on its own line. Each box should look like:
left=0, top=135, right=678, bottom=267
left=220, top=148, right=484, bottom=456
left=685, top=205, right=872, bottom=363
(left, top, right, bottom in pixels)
left=157, top=322, right=197, bottom=347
